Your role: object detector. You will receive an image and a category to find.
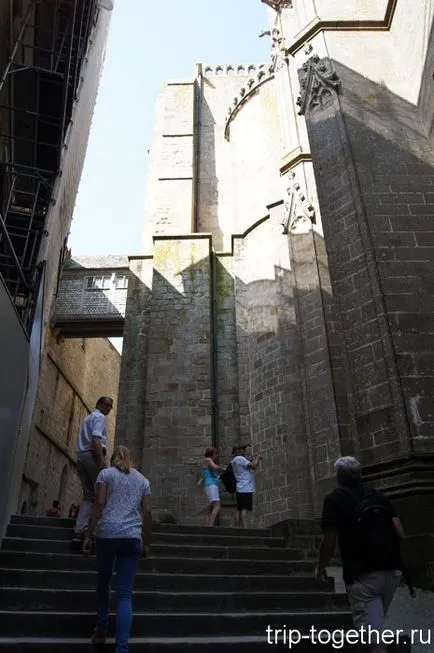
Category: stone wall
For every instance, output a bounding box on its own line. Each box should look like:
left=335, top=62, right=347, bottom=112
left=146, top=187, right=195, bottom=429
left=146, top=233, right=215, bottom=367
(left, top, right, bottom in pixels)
left=233, top=212, right=312, bottom=525
left=198, top=66, right=283, bottom=251
left=143, top=62, right=283, bottom=254
left=197, top=72, right=241, bottom=251
left=289, top=226, right=342, bottom=513
left=214, top=255, right=240, bottom=462
left=297, top=56, right=432, bottom=463
left=138, top=237, right=213, bottom=522
left=120, top=53, right=340, bottom=527
left=284, top=0, right=434, bottom=587
left=142, top=80, right=196, bottom=252
left=115, top=256, right=153, bottom=467
left=271, top=517, right=340, bottom=566
left=19, top=328, right=121, bottom=518
left=116, top=1, right=434, bottom=593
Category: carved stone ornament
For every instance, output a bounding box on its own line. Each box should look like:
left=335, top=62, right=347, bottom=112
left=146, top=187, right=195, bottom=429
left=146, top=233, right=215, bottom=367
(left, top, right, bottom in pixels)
left=270, top=27, right=288, bottom=72
left=274, top=56, right=288, bottom=72
left=261, top=0, right=293, bottom=10
left=282, top=171, right=316, bottom=234
left=296, top=54, right=340, bottom=116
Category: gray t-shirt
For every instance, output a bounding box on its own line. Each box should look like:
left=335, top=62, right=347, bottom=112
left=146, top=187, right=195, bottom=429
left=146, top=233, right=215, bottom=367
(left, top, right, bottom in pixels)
left=95, top=467, right=151, bottom=540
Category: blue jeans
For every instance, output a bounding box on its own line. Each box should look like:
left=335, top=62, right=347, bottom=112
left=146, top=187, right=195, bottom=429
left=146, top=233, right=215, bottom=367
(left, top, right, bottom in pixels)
left=95, top=538, right=141, bottom=653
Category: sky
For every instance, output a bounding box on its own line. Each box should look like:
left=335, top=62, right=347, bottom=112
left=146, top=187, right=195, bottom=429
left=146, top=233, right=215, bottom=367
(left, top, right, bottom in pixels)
left=68, top=0, right=270, bottom=257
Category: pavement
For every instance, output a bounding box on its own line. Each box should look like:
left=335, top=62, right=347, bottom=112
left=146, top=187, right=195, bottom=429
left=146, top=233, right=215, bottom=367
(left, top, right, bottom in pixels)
left=328, top=567, right=434, bottom=653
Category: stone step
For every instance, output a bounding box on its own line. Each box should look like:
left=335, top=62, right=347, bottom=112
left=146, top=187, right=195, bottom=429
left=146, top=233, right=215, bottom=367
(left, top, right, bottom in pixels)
left=10, top=516, right=271, bottom=537
left=6, top=524, right=281, bottom=548
left=10, top=515, right=73, bottom=528
left=0, top=587, right=349, bottom=612
left=0, top=568, right=334, bottom=592
left=0, top=635, right=372, bottom=652
left=142, top=531, right=283, bottom=548
left=0, top=635, right=412, bottom=652
left=0, top=551, right=314, bottom=575
left=2, top=537, right=302, bottom=560
left=0, top=610, right=354, bottom=638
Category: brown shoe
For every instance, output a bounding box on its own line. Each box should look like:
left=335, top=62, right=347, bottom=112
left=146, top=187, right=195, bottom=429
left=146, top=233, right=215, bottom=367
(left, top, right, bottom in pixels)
left=91, top=627, right=107, bottom=645
left=71, top=532, right=84, bottom=543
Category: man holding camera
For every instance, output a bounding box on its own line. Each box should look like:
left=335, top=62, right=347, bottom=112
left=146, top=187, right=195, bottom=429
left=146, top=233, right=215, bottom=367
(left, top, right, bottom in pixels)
left=231, top=445, right=262, bottom=528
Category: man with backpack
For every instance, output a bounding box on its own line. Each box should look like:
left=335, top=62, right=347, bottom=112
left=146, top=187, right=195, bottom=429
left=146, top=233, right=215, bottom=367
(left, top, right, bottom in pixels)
left=317, top=456, right=407, bottom=653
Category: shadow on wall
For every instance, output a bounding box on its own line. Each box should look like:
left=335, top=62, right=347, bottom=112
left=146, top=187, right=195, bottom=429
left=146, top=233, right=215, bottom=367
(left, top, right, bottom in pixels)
left=115, top=232, right=343, bottom=528
left=296, top=56, right=434, bottom=587
left=233, top=259, right=315, bottom=523
left=300, top=57, right=434, bottom=458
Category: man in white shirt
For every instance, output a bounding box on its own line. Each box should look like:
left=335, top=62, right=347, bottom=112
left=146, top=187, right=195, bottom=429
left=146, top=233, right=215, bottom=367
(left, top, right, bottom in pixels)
left=231, top=445, right=262, bottom=528
left=72, top=396, right=113, bottom=542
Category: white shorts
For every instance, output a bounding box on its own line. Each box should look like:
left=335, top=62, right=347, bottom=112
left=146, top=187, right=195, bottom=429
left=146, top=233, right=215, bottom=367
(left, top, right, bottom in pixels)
left=204, top=485, right=220, bottom=503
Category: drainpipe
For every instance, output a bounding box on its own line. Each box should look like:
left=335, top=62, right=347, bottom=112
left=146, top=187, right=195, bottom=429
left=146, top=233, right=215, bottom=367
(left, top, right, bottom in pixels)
left=192, top=62, right=203, bottom=232
left=209, top=247, right=220, bottom=530
left=210, top=249, right=219, bottom=452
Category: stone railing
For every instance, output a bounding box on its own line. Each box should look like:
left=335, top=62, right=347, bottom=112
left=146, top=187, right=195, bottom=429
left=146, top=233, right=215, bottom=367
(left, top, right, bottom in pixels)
left=203, top=63, right=266, bottom=77
left=271, top=518, right=342, bottom=565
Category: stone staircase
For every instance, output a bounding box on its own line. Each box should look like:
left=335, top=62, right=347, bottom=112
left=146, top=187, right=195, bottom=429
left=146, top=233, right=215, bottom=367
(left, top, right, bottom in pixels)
left=0, top=515, right=364, bottom=651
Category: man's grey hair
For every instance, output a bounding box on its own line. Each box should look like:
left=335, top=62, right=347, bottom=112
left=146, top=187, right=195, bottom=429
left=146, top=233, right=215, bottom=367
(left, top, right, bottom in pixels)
left=334, top=456, right=361, bottom=487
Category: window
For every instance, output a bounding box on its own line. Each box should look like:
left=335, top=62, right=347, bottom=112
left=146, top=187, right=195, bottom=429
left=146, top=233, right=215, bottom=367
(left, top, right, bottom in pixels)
left=85, top=275, right=111, bottom=290
left=115, top=274, right=128, bottom=290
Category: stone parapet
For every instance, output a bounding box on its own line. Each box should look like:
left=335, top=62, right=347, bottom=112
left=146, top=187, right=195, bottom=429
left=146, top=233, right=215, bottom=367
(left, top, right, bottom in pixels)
left=271, top=517, right=341, bottom=566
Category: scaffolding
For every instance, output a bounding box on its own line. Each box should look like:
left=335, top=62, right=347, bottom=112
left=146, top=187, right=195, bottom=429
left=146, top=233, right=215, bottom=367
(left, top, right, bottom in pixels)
left=0, top=0, right=99, bottom=330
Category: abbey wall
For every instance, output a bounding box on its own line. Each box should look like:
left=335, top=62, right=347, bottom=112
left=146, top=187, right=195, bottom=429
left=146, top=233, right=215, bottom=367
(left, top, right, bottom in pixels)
left=119, top=56, right=341, bottom=524
left=112, top=0, right=434, bottom=587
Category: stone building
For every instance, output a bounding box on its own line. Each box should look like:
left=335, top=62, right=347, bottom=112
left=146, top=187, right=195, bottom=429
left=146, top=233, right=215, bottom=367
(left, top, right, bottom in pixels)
left=114, top=0, right=434, bottom=588
left=19, top=327, right=121, bottom=519
left=0, top=1, right=114, bottom=539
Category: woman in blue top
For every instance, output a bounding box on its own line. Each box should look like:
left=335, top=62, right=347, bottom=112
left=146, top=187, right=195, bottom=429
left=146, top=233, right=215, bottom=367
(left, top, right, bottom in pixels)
left=201, top=446, right=224, bottom=526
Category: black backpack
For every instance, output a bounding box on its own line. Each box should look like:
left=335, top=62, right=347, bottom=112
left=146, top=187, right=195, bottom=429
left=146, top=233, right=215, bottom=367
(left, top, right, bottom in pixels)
left=345, top=487, right=416, bottom=598
left=220, top=463, right=236, bottom=494
left=342, top=487, right=402, bottom=573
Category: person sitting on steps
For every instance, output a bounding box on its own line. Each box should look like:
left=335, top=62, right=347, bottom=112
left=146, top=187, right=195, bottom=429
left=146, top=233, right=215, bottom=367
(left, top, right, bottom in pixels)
left=46, top=500, right=61, bottom=518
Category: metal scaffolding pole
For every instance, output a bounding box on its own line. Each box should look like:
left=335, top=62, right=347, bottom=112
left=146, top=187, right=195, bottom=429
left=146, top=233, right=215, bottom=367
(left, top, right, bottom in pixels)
left=0, top=0, right=96, bottom=331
